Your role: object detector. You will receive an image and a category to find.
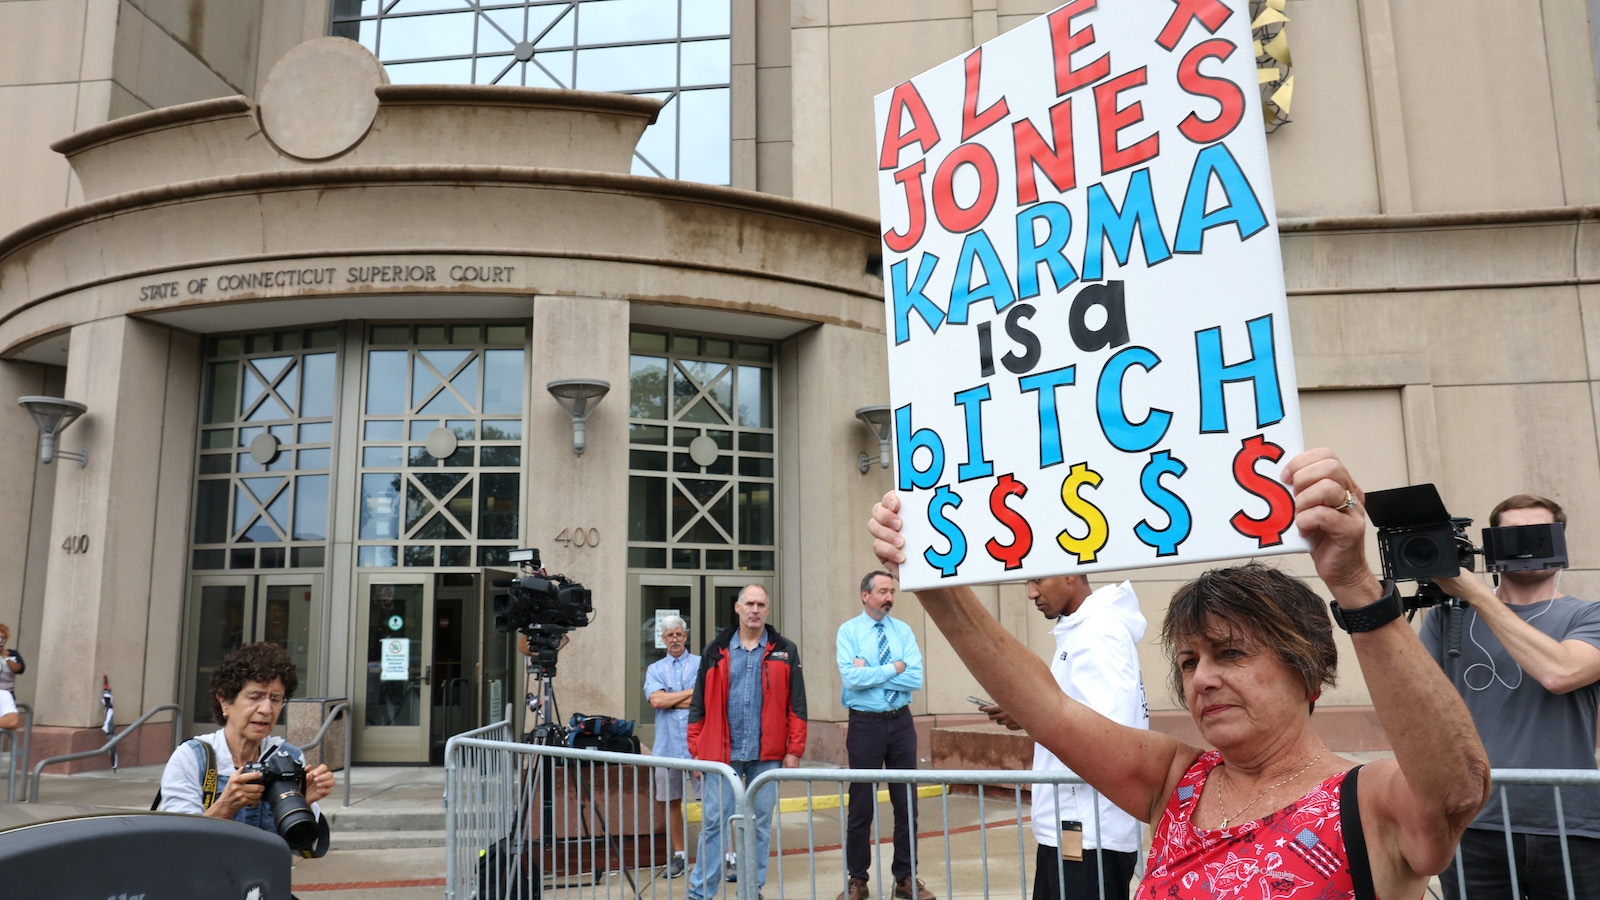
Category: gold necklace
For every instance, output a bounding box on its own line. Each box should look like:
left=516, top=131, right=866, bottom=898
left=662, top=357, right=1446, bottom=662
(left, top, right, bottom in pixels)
left=1215, top=748, right=1327, bottom=828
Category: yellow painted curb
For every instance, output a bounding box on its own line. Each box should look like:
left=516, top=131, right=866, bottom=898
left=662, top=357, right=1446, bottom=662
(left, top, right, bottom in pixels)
left=684, top=784, right=945, bottom=823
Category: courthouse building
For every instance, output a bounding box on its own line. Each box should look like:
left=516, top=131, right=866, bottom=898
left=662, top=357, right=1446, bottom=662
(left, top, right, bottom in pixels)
left=0, top=0, right=1598, bottom=766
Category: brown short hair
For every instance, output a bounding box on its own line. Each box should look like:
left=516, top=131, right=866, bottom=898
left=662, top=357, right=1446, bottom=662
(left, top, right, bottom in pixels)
left=860, top=571, right=893, bottom=594
left=1160, top=563, right=1338, bottom=707
left=1490, top=494, right=1566, bottom=528
left=209, top=642, right=298, bottom=724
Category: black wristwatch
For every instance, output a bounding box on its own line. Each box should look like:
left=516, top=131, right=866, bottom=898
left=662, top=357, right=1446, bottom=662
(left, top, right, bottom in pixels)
left=1329, top=581, right=1403, bottom=633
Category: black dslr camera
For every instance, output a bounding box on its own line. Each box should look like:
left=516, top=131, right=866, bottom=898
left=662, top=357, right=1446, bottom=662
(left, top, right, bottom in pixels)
left=1366, top=483, right=1568, bottom=656
left=241, top=749, right=318, bottom=851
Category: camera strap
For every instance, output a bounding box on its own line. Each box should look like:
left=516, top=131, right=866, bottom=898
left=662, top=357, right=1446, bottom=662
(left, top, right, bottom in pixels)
left=199, top=740, right=218, bottom=811
left=149, top=738, right=218, bottom=811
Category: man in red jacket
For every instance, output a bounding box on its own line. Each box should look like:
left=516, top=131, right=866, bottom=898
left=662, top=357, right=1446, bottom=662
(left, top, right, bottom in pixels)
left=686, top=585, right=807, bottom=900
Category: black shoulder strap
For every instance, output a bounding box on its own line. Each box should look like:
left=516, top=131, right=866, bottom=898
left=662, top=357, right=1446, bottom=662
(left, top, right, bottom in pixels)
left=1341, top=764, right=1376, bottom=900
left=151, top=738, right=219, bottom=811
left=199, top=739, right=219, bottom=811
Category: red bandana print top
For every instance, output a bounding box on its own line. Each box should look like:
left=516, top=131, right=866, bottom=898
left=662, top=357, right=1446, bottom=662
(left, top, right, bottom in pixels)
left=1137, top=752, right=1359, bottom=900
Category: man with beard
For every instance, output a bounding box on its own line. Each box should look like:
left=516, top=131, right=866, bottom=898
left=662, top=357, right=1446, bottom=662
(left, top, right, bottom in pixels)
left=1430, top=495, right=1600, bottom=900
left=835, top=571, right=932, bottom=900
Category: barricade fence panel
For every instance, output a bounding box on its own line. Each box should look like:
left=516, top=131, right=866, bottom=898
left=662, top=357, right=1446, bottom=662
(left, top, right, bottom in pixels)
left=443, top=743, right=1600, bottom=900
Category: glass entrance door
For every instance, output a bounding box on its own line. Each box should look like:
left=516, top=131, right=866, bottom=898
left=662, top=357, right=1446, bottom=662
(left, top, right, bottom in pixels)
left=185, top=574, right=324, bottom=735
left=354, top=573, right=432, bottom=762
left=626, top=574, right=774, bottom=746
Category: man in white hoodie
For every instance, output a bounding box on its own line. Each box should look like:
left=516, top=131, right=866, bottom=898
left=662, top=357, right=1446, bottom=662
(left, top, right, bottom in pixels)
left=980, top=576, right=1148, bottom=900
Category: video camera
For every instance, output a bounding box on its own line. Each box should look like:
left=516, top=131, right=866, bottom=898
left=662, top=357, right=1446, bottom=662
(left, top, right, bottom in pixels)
left=491, top=548, right=593, bottom=677
left=1365, top=484, right=1567, bottom=655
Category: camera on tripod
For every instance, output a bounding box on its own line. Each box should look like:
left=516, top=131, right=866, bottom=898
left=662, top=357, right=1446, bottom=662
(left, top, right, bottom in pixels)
left=1365, top=484, right=1568, bottom=655
left=492, top=548, right=594, bottom=638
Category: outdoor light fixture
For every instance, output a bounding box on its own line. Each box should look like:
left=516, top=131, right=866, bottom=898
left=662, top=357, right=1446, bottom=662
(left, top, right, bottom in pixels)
left=856, top=404, right=892, bottom=474
left=17, top=395, right=89, bottom=467
left=546, top=378, right=610, bottom=455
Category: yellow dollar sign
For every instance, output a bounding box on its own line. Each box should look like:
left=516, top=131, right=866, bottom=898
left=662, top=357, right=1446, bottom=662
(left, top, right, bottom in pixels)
left=1057, top=462, right=1108, bottom=563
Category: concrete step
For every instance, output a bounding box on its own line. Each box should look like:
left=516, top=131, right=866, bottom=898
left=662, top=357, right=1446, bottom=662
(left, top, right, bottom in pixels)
left=332, top=829, right=446, bottom=850
left=330, top=805, right=444, bottom=833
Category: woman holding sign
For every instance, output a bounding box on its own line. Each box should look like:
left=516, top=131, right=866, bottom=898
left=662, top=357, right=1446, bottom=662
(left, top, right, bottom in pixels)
left=868, top=448, right=1488, bottom=900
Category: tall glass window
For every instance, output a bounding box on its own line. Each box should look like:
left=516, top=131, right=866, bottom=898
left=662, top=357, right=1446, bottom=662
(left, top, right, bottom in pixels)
left=357, top=324, right=528, bottom=569
left=191, top=328, right=341, bottom=571
left=627, top=330, right=775, bottom=575
left=330, top=0, right=731, bottom=185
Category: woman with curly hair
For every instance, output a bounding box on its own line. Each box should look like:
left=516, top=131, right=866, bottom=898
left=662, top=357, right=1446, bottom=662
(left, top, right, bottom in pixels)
left=158, top=642, right=335, bottom=854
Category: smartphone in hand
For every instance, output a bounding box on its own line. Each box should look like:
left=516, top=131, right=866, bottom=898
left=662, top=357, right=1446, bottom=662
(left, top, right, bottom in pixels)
left=967, top=695, right=993, bottom=707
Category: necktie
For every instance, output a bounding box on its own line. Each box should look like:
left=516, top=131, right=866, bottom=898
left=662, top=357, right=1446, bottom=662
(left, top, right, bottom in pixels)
left=876, top=622, right=900, bottom=709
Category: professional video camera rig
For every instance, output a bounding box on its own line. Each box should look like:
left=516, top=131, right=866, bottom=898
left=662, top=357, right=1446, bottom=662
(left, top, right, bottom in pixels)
left=1366, top=483, right=1568, bottom=657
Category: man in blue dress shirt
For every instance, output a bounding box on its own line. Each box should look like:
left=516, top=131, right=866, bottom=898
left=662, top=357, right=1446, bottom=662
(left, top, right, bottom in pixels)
left=836, top=571, right=933, bottom=900
left=645, top=614, right=702, bottom=877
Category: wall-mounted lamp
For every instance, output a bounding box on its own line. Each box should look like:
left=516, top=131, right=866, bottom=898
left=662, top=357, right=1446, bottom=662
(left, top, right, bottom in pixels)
left=547, top=379, right=610, bottom=455
left=855, top=404, right=892, bottom=474
left=18, top=396, right=89, bottom=467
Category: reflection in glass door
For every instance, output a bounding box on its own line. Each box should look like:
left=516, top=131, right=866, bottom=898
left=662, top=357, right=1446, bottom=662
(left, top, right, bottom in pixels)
left=355, top=574, right=432, bottom=762
left=185, top=574, right=324, bottom=734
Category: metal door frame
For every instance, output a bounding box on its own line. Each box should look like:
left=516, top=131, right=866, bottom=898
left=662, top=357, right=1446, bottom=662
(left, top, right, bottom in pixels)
left=353, top=571, right=433, bottom=762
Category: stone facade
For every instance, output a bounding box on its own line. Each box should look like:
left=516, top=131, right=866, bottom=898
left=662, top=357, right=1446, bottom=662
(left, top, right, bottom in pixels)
left=0, top=1, right=1597, bottom=766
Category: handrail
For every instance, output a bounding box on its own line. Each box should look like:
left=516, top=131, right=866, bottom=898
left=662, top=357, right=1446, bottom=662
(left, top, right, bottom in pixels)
left=4, top=703, right=32, bottom=801
left=297, top=701, right=352, bottom=809
left=28, top=703, right=182, bottom=803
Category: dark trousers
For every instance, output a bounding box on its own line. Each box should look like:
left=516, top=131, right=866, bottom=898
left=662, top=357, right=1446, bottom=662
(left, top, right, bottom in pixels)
left=1031, top=844, right=1136, bottom=900
left=1441, top=829, right=1600, bottom=900
left=846, top=710, right=919, bottom=881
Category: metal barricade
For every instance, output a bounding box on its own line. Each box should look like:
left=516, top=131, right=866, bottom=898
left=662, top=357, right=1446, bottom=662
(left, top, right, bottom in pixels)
left=1443, top=767, right=1600, bottom=900
left=443, top=749, right=1600, bottom=900
left=444, top=733, right=741, bottom=900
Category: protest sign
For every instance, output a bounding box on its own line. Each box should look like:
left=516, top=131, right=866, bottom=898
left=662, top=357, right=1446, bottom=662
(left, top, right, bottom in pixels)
left=875, top=0, right=1307, bottom=589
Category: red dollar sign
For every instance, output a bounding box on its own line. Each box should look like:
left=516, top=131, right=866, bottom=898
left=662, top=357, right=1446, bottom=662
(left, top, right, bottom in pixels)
left=985, top=474, right=1033, bottom=570
left=1230, top=435, right=1294, bottom=548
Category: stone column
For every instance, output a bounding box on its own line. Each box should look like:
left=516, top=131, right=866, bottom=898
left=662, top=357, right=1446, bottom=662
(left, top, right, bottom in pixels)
left=524, top=296, right=631, bottom=720
left=31, top=317, right=199, bottom=770
left=0, top=359, right=64, bottom=714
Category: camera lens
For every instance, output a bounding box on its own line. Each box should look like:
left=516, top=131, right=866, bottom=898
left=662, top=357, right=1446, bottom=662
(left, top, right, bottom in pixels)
left=1400, top=535, right=1440, bottom=570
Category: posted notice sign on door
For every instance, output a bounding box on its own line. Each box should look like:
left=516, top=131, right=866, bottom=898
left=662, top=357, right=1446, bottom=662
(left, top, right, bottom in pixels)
left=381, top=638, right=410, bottom=681
left=876, top=0, right=1307, bottom=589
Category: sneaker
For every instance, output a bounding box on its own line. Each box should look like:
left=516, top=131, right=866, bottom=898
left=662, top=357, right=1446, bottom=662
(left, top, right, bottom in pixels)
left=837, top=876, right=870, bottom=900
left=894, top=878, right=935, bottom=900
left=668, top=856, right=686, bottom=878
left=724, top=855, right=737, bottom=883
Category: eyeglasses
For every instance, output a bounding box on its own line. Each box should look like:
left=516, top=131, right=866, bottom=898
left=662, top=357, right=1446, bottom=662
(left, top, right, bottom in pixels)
left=242, top=691, right=287, bottom=709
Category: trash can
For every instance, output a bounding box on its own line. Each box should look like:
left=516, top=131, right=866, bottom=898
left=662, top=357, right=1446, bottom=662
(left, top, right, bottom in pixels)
left=286, top=697, right=347, bottom=772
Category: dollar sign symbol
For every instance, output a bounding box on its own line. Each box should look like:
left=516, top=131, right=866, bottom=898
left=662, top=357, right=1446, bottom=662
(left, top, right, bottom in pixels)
left=1230, top=435, right=1295, bottom=548
left=924, top=485, right=968, bottom=578
left=985, top=474, right=1033, bottom=570
left=1134, top=451, right=1192, bottom=557
left=1057, top=462, right=1109, bottom=563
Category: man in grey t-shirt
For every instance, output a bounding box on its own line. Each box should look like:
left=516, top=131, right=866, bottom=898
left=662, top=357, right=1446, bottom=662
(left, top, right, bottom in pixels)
left=1428, top=494, right=1600, bottom=900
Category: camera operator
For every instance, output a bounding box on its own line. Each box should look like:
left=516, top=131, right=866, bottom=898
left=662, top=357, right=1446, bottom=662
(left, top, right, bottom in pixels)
left=0, top=624, right=25, bottom=731
left=1427, top=494, right=1600, bottom=900
left=158, top=643, right=335, bottom=857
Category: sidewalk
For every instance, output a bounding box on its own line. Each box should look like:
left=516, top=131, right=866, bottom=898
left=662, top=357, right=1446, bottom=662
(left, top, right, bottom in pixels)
left=20, top=762, right=450, bottom=899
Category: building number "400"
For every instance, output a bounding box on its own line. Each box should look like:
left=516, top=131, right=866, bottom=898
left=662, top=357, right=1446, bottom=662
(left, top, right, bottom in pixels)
left=553, top=527, right=600, bottom=547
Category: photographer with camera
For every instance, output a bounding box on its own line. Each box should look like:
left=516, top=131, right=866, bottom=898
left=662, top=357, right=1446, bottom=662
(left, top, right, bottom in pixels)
left=158, top=642, right=335, bottom=857
left=0, top=624, right=25, bottom=731
left=1423, top=495, right=1600, bottom=900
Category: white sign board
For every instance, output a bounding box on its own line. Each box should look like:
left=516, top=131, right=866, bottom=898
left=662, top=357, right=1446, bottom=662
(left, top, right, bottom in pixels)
left=380, top=638, right=410, bottom=681
left=654, top=609, right=681, bottom=650
left=875, top=0, right=1307, bottom=589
